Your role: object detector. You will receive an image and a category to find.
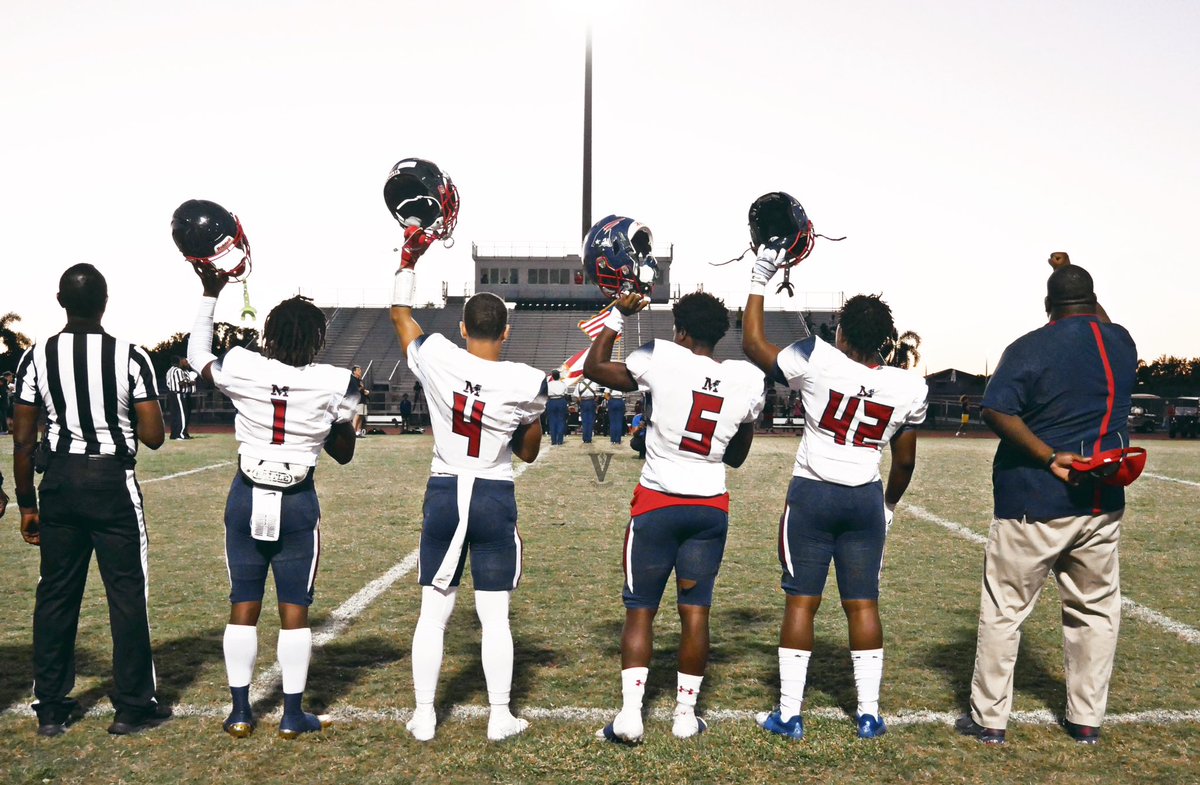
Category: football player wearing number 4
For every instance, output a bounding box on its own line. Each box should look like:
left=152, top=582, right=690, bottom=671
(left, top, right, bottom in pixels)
left=187, top=264, right=359, bottom=739
left=742, top=248, right=927, bottom=741
left=391, top=246, right=546, bottom=742
left=585, top=291, right=764, bottom=743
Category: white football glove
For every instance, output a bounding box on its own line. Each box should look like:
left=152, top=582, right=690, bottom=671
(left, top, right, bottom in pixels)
left=883, top=502, right=896, bottom=536
left=750, top=245, right=787, bottom=286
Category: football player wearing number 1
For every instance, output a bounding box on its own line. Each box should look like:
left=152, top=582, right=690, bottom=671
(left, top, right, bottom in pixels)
left=742, top=248, right=927, bottom=741
left=187, top=264, right=359, bottom=740
left=585, top=291, right=764, bottom=743
left=390, top=243, right=546, bottom=743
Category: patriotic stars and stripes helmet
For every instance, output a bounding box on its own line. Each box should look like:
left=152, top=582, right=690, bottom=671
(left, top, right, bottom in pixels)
left=748, top=192, right=814, bottom=267
left=582, top=215, right=658, bottom=298
left=171, top=199, right=252, bottom=281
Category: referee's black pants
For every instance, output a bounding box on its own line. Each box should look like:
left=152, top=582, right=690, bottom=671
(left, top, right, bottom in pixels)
left=33, top=455, right=158, bottom=717
left=167, top=392, right=187, bottom=439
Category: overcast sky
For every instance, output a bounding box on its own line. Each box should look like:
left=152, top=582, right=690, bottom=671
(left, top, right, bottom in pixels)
left=3, top=0, right=1196, bottom=373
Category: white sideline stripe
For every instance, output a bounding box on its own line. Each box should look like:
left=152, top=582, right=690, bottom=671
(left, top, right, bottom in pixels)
left=1144, top=472, right=1200, bottom=489
left=5, top=702, right=1198, bottom=728
left=247, top=446, right=550, bottom=700
left=142, top=462, right=232, bottom=484
left=903, top=504, right=1200, bottom=645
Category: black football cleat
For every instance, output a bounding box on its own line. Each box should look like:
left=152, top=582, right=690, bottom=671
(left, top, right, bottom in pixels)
left=278, top=711, right=322, bottom=739
left=223, top=707, right=257, bottom=738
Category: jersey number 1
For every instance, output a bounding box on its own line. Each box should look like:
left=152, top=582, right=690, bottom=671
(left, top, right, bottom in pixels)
left=453, top=393, right=485, bottom=458
left=271, top=398, right=287, bottom=445
left=680, top=391, right=724, bottom=456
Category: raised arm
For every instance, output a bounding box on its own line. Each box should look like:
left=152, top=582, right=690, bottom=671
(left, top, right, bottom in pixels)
left=187, top=263, right=229, bottom=384
left=389, top=231, right=434, bottom=357
left=582, top=293, right=645, bottom=392
left=742, top=248, right=787, bottom=375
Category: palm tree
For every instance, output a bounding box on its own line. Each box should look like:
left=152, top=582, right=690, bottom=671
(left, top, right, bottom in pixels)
left=0, top=312, right=32, bottom=374
left=889, top=330, right=922, bottom=370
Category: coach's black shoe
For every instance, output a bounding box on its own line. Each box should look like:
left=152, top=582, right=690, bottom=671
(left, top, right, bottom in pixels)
left=108, top=704, right=173, bottom=735
left=955, top=713, right=1006, bottom=744
left=1064, top=720, right=1101, bottom=745
left=34, top=699, right=83, bottom=737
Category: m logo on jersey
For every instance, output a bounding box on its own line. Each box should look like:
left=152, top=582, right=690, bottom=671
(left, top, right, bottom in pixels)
left=271, top=384, right=290, bottom=398
left=589, top=453, right=613, bottom=483
left=857, top=385, right=875, bottom=398
left=462, top=380, right=482, bottom=396
left=702, top=377, right=721, bottom=393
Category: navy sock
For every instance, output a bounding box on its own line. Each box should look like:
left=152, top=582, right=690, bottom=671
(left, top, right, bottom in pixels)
left=283, top=692, right=304, bottom=717
left=230, top=685, right=251, bottom=714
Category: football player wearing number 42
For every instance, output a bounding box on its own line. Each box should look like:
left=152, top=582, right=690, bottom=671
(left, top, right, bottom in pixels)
left=391, top=243, right=547, bottom=742
left=187, top=263, right=359, bottom=740
left=742, top=247, right=928, bottom=741
left=584, top=291, right=765, bottom=743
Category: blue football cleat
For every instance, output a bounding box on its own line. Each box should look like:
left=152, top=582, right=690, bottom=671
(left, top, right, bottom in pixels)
left=278, top=711, right=322, bottom=739
left=756, top=709, right=805, bottom=740
left=857, top=713, right=887, bottom=739
left=223, top=707, right=256, bottom=738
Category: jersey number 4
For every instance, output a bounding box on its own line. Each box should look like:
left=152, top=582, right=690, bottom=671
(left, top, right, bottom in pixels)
left=453, top=393, right=485, bottom=458
left=680, top=391, right=724, bottom=456
left=818, top=390, right=895, bottom=447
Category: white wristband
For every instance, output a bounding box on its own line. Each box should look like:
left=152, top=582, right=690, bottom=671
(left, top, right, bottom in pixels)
left=393, top=268, right=417, bottom=308
left=602, top=307, right=624, bottom=334
left=749, top=281, right=767, bottom=297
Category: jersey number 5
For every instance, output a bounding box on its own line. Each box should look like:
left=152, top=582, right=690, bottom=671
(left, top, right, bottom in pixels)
left=453, top=392, right=485, bottom=458
left=818, top=390, right=895, bottom=447
left=680, top=391, right=724, bottom=456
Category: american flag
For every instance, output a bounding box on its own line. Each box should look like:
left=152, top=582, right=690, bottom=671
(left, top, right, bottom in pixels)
left=578, top=304, right=621, bottom=340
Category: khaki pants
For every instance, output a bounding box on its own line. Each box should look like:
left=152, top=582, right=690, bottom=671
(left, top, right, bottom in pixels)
left=969, top=511, right=1122, bottom=729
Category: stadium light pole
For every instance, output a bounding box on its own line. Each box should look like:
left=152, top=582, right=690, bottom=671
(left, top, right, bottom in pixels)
left=582, top=25, right=593, bottom=240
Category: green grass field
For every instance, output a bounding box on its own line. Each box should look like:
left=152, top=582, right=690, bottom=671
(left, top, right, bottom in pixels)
left=1, top=432, right=1197, bottom=785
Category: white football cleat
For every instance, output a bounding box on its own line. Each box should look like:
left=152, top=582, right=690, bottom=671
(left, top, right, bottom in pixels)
left=487, top=712, right=529, bottom=741
left=597, top=708, right=644, bottom=744
left=672, top=708, right=707, bottom=739
left=406, top=707, right=437, bottom=742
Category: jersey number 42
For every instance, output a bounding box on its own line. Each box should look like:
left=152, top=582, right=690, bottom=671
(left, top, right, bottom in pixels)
left=818, top=390, right=894, bottom=448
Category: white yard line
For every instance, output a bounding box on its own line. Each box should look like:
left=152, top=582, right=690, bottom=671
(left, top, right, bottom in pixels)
left=1143, top=472, right=1200, bottom=489
left=903, top=504, right=1200, bottom=646
left=141, top=461, right=232, bottom=484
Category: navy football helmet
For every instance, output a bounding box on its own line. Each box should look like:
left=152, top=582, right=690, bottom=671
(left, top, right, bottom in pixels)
left=171, top=199, right=252, bottom=281
left=383, top=158, right=460, bottom=242
left=748, top=192, right=813, bottom=266
left=582, top=215, right=658, bottom=298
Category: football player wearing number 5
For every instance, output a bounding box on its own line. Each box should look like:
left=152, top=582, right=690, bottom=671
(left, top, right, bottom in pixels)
left=742, top=247, right=927, bottom=741
left=180, top=202, right=359, bottom=740
left=584, top=291, right=764, bottom=743
left=387, top=159, right=546, bottom=742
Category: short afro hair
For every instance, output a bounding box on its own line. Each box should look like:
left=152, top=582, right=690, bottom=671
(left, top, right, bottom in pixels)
left=262, top=296, right=327, bottom=367
left=58, top=263, right=108, bottom=318
left=838, top=294, right=895, bottom=358
left=672, top=291, right=729, bottom=348
left=463, top=292, right=508, bottom=341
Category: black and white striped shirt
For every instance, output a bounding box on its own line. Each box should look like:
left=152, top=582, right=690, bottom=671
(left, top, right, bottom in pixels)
left=14, top=330, right=160, bottom=457
left=165, top=365, right=196, bottom=394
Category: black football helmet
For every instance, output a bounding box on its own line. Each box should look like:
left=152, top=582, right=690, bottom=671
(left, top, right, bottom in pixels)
left=582, top=215, right=658, bottom=298
left=748, top=192, right=814, bottom=266
left=383, top=158, right=460, bottom=242
left=171, top=199, right=252, bottom=281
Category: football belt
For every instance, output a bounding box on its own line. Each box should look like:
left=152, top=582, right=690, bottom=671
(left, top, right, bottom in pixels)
left=240, top=456, right=310, bottom=489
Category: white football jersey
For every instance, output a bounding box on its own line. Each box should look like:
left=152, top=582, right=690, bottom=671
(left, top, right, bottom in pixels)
left=409, top=333, right=547, bottom=480
left=776, top=336, right=928, bottom=486
left=212, top=346, right=359, bottom=467
left=625, top=340, right=765, bottom=496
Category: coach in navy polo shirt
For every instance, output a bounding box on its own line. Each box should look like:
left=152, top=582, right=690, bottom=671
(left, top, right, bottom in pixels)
left=957, top=258, right=1136, bottom=746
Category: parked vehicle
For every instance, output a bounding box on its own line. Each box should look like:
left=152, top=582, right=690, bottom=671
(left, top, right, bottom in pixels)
left=1168, top=397, right=1200, bottom=439
left=1129, top=393, right=1163, bottom=433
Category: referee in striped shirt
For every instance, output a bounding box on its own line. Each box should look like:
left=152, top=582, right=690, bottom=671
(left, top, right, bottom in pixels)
left=165, top=356, right=196, bottom=440
left=12, top=263, right=171, bottom=736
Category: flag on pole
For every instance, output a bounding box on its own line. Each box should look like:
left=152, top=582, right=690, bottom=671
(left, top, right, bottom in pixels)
left=559, top=345, right=590, bottom=381
left=578, top=304, right=620, bottom=340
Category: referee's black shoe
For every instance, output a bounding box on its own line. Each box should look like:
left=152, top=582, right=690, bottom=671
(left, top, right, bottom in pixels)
left=34, top=699, right=83, bottom=737
left=108, top=704, right=173, bottom=735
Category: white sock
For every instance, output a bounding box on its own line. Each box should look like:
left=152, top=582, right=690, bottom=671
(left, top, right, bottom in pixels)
left=779, top=647, right=811, bottom=720
left=676, top=672, right=703, bottom=712
left=851, top=648, right=884, bottom=717
left=475, top=590, right=516, bottom=708
left=277, top=627, right=313, bottom=695
left=412, top=585, right=458, bottom=707
left=223, top=624, right=258, bottom=688
left=621, top=667, right=649, bottom=713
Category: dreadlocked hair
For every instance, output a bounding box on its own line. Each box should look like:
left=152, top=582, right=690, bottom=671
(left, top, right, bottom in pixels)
left=262, top=295, right=327, bottom=367
left=838, top=294, right=895, bottom=359
left=673, top=291, right=729, bottom=348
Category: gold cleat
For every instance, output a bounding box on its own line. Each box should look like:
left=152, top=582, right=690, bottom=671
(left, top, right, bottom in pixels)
left=224, top=720, right=254, bottom=739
